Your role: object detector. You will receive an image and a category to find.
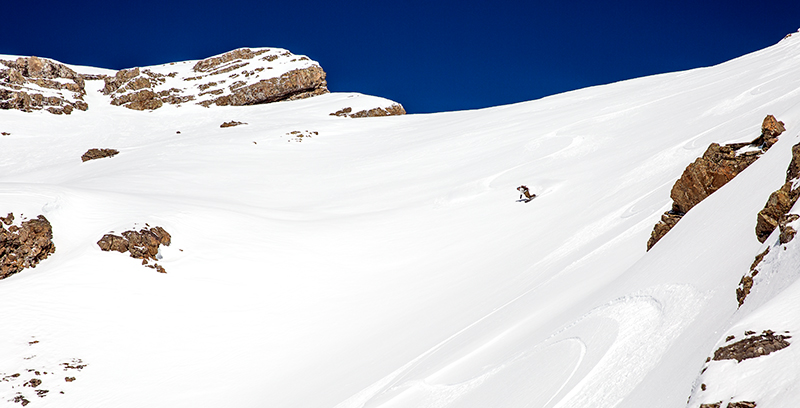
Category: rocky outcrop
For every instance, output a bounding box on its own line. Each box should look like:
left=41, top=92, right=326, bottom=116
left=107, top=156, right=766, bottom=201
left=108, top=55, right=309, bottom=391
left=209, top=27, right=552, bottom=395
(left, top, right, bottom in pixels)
left=330, top=104, right=406, bottom=118
left=0, top=56, right=89, bottom=114
left=756, top=141, right=800, bottom=242
left=102, top=48, right=329, bottom=111
left=199, top=65, right=328, bottom=107
left=0, top=213, right=56, bottom=280
left=713, top=330, right=791, bottom=362
left=220, top=121, right=247, bottom=128
left=700, top=402, right=757, bottom=408
left=81, top=148, right=119, bottom=162
left=647, top=116, right=785, bottom=250
left=778, top=213, right=799, bottom=244
left=97, top=226, right=171, bottom=273
left=736, top=248, right=770, bottom=306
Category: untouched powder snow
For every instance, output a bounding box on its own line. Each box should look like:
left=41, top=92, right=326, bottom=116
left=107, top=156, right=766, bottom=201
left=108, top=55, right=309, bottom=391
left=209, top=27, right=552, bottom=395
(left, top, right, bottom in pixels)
left=3, top=32, right=800, bottom=407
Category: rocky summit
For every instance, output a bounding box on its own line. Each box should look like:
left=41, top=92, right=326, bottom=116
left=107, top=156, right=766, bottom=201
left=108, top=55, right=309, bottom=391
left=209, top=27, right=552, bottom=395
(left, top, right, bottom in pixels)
left=0, top=56, right=89, bottom=114
left=1, top=47, right=406, bottom=115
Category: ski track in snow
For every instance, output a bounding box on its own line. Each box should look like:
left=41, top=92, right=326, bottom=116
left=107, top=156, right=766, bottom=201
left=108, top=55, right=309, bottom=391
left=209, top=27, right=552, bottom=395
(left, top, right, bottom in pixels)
left=335, top=285, right=707, bottom=408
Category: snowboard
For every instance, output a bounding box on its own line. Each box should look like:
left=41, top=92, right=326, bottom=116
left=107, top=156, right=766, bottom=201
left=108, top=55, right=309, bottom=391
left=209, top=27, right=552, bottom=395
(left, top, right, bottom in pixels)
left=517, top=195, right=537, bottom=203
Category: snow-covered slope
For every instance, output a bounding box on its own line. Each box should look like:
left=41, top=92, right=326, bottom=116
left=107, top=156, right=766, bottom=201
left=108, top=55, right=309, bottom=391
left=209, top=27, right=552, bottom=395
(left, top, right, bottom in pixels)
left=2, top=30, right=800, bottom=407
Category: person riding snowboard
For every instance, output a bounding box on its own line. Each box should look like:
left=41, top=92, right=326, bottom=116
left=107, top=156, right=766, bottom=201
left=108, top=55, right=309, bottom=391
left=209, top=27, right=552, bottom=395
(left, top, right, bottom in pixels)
left=517, top=185, right=536, bottom=201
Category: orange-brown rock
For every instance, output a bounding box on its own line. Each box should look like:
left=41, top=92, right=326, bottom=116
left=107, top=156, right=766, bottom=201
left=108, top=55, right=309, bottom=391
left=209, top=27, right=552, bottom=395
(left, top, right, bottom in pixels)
left=648, top=116, right=786, bottom=250
left=220, top=121, right=247, bottom=128
left=98, top=226, right=171, bottom=271
left=0, top=214, right=56, bottom=280
left=648, top=143, right=762, bottom=250
left=761, top=114, right=785, bottom=138
left=670, top=143, right=761, bottom=214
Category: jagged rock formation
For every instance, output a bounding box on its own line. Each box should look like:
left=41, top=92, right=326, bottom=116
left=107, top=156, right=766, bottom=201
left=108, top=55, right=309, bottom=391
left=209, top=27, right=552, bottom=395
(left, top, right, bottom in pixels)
left=712, top=330, right=791, bottom=362
left=736, top=248, right=769, bottom=306
left=102, top=48, right=329, bottom=111
left=0, top=213, right=56, bottom=280
left=97, top=226, right=171, bottom=273
left=81, top=148, right=119, bottom=162
left=755, top=141, right=800, bottom=242
left=330, top=104, right=406, bottom=118
left=701, top=403, right=757, bottom=408
left=647, top=116, right=785, bottom=250
left=220, top=121, right=247, bottom=128
left=0, top=56, right=89, bottom=114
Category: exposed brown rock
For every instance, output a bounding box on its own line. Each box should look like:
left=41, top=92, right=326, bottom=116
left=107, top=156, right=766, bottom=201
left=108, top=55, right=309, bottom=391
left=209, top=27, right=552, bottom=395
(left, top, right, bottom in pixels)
left=648, top=141, right=764, bottom=250
left=200, top=66, right=328, bottom=107
left=713, top=330, right=790, bottom=362
left=670, top=143, right=761, bottom=214
left=103, top=48, right=331, bottom=111
left=760, top=114, right=785, bottom=139
left=728, top=402, right=756, bottom=408
left=0, top=56, right=88, bottom=114
left=699, top=403, right=721, bottom=408
left=220, top=121, right=247, bottom=128
left=786, top=143, right=800, bottom=181
left=330, top=107, right=353, bottom=116
left=737, top=247, right=770, bottom=306
left=81, top=148, right=119, bottom=162
left=330, top=104, right=407, bottom=118
left=647, top=212, right=683, bottom=250
left=192, top=48, right=270, bottom=73
left=12, top=393, right=30, bottom=406
left=98, top=226, right=171, bottom=272
left=23, top=378, right=41, bottom=388
left=779, top=214, right=799, bottom=244
left=648, top=116, right=788, bottom=250
left=756, top=141, right=800, bottom=243
left=0, top=214, right=56, bottom=280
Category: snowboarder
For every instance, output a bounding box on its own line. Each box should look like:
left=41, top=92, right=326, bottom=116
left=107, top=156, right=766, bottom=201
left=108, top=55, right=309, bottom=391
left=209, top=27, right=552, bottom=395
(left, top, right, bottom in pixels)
left=517, top=185, right=536, bottom=202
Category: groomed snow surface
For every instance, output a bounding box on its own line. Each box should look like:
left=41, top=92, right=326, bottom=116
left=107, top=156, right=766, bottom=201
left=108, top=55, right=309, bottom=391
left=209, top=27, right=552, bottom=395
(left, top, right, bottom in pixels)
left=3, top=32, right=800, bottom=407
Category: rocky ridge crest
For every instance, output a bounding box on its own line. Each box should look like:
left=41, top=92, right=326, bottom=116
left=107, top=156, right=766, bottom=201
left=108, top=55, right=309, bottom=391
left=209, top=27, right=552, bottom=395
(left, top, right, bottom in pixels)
left=101, top=47, right=329, bottom=111
left=0, top=56, right=89, bottom=114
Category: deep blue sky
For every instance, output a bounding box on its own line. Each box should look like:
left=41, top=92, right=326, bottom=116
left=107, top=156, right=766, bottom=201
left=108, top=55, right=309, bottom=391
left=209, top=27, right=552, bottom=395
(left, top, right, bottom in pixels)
left=3, top=1, right=799, bottom=113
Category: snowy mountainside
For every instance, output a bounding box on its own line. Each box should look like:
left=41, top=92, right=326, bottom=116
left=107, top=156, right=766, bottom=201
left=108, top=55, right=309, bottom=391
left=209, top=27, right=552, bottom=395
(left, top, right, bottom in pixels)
left=2, top=30, right=800, bottom=407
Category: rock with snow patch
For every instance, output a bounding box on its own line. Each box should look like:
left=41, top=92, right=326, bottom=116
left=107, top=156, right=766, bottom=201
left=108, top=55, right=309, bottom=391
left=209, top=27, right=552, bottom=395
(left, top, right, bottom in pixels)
left=755, top=141, right=800, bottom=243
left=102, top=48, right=329, bottom=111
left=97, top=226, right=171, bottom=272
left=712, top=330, right=791, bottom=362
left=0, top=56, right=89, bottom=114
left=0, top=214, right=56, bottom=280
left=330, top=104, right=406, bottom=118
left=736, top=247, right=770, bottom=306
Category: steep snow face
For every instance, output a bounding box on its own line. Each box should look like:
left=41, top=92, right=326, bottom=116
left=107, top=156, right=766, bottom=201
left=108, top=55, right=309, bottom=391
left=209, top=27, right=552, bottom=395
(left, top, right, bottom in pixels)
left=2, top=33, right=800, bottom=408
